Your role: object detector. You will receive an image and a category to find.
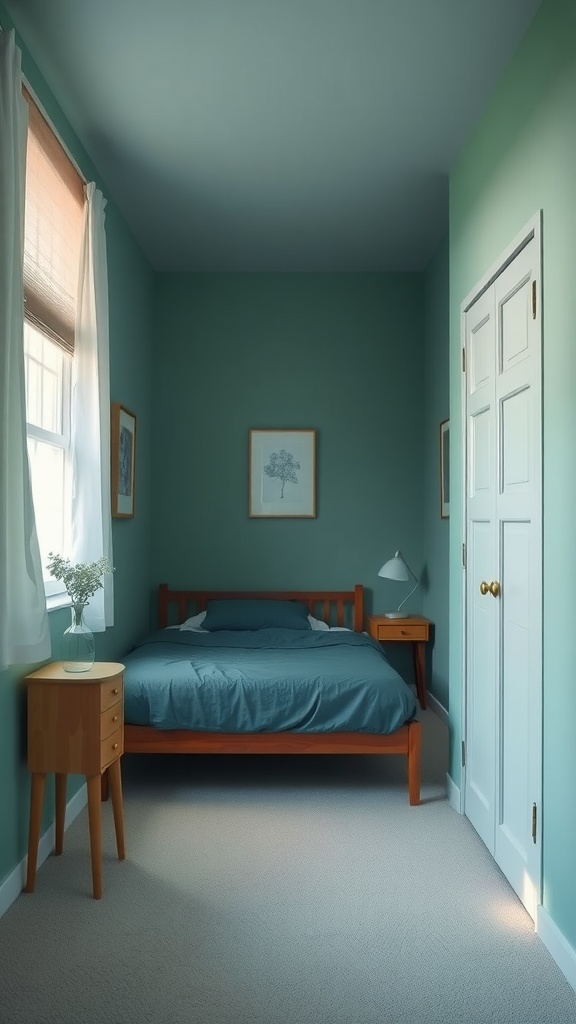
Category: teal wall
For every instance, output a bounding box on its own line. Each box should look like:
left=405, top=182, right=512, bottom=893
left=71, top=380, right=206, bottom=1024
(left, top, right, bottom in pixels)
left=153, top=273, right=426, bottom=617
left=449, top=0, right=576, bottom=950
left=0, top=8, right=156, bottom=887
left=422, top=237, right=450, bottom=710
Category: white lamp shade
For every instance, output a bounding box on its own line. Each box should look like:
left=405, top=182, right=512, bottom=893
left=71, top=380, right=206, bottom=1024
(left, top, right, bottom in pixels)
left=378, top=551, right=411, bottom=581
left=377, top=549, right=419, bottom=617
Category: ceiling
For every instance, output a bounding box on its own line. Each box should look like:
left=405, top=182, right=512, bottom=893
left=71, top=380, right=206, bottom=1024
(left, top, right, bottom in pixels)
left=4, top=0, right=542, bottom=272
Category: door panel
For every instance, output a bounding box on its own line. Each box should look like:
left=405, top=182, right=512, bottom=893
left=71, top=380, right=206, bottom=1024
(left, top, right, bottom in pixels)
left=470, top=407, right=492, bottom=494
left=500, top=274, right=531, bottom=368
left=499, top=521, right=530, bottom=850
left=466, top=522, right=497, bottom=849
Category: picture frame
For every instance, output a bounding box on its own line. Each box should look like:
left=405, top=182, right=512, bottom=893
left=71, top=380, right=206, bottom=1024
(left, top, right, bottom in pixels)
left=440, top=419, right=450, bottom=519
left=249, top=429, right=316, bottom=518
left=111, top=402, right=136, bottom=519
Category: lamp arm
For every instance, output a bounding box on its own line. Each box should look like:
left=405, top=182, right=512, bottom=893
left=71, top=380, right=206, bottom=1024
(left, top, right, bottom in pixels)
left=397, top=579, right=419, bottom=613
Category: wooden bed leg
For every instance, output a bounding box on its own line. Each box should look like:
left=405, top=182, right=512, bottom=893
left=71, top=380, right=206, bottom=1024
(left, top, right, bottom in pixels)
left=407, top=720, right=421, bottom=806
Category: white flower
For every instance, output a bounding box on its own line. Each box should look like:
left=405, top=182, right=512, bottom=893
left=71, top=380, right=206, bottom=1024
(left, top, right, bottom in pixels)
left=46, top=553, right=114, bottom=607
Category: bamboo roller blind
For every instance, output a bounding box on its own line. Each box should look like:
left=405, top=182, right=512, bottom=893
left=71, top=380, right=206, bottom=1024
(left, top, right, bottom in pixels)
left=22, top=88, right=84, bottom=355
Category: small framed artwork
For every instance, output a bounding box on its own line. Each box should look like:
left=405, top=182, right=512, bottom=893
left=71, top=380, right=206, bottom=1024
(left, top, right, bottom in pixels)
left=111, top=402, right=136, bottom=518
left=440, top=418, right=450, bottom=519
left=249, top=429, right=316, bottom=518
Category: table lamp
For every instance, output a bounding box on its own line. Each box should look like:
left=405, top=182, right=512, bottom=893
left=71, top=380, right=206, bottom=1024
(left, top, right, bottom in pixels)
left=378, top=550, right=419, bottom=618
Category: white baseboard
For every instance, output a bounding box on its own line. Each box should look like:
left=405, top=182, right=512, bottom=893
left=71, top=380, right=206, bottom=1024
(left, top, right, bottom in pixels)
left=536, top=904, right=576, bottom=994
left=426, top=690, right=449, bottom=727
left=446, top=773, right=462, bottom=813
left=0, top=782, right=87, bottom=920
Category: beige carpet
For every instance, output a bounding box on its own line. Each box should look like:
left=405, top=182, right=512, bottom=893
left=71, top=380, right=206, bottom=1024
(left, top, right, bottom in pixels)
left=1, top=709, right=574, bottom=1023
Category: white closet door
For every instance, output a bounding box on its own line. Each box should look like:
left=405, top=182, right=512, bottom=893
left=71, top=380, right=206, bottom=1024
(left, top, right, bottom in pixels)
left=464, top=233, right=542, bottom=920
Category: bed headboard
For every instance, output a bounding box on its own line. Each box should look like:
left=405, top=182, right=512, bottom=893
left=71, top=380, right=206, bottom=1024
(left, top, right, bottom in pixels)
left=158, top=584, right=364, bottom=632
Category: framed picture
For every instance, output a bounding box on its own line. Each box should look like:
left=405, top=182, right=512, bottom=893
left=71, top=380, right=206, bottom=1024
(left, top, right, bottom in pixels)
left=249, top=429, right=316, bottom=518
left=440, top=419, right=450, bottom=519
left=111, top=403, right=136, bottom=518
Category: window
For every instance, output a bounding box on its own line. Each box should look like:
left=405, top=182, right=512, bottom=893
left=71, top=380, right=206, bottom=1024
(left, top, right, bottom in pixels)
left=22, top=89, right=84, bottom=598
left=24, top=322, right=72, bottom=595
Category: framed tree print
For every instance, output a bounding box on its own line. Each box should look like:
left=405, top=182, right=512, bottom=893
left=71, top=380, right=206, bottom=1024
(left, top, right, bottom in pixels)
left=249, top=429, right=316, bottom=517
left=111, top=402, right=136, bottom=518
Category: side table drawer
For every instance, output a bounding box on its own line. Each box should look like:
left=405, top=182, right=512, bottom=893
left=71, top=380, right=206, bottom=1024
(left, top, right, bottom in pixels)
left=374, top=622, right=429, bottom=641
left=101, top=678, right=123, bottom=712
left=101, top=702, right=123, bottom=740
left=101, top=728, right=123, bottom=770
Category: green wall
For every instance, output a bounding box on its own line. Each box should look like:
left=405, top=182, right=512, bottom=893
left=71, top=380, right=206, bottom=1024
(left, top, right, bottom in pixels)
left=449, top=0, right=576, bottom=951
left=422, top=237, right=450, bottom=710
left=153, top=273, right=426, bottom=617
left=0, top=8, right=156, bottom=888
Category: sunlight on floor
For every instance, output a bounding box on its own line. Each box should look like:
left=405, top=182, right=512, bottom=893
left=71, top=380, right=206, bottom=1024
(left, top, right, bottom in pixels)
left=487, top=871, right=537, bottom=934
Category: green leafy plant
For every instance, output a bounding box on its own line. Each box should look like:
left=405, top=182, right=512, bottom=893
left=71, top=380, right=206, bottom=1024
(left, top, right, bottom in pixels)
left=46, top=554, right=114, bottom=607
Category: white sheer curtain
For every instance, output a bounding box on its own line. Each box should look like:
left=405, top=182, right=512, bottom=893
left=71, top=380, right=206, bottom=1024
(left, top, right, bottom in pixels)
left=71, top=182, right=114, bottom=632
left=0, top=30, right=51, bottom=669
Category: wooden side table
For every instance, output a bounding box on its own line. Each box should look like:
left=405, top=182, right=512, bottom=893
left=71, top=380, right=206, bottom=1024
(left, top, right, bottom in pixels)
left=367, top=616, right=433, bottom=710
left=25, top=661, right=126, bottom=899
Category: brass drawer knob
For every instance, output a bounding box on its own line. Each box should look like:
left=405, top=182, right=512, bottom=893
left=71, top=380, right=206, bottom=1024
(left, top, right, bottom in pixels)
left=112, top=715, right=118, bottom=723
left=112, top=743, right=119, bottom=750
left=480, top=581, right=490, bottom=596
left=489, top=581, right=501, bottom=598
left=112, top=688, right=119, bottom=695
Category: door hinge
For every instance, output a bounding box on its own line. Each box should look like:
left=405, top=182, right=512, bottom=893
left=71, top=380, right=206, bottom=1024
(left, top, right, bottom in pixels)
left=462, top=347, right=466, bottom=372
left=532, top=280, right=537, bottom=320
left=461, top=740, right=466, bottom=768
left=532, top=803, right=537, bottom=843
left=462, top=543, right=467, bottom=569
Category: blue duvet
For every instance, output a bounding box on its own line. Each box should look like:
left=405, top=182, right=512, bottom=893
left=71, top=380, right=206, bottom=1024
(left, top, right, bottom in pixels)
left=122, top=628, right=416, bottom=735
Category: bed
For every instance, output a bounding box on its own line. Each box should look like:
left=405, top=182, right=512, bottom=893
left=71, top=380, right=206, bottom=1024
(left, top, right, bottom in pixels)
left=121, top=584, right=421, bottom=805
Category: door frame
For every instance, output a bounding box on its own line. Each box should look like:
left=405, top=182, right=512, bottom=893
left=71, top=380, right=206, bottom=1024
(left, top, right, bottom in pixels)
left=459, top=210, right=543, bottom=900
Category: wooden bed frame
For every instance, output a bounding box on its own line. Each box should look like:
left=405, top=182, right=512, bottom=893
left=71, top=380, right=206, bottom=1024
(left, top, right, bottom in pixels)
left=122, top=584, right=421, bottom=805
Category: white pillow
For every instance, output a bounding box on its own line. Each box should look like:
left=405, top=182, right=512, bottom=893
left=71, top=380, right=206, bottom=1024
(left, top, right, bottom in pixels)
left=308, top=615, right=351, bottom=632
left=179, top=610, right=208, bottom=632
left=308, top=614, right=330, bottom=631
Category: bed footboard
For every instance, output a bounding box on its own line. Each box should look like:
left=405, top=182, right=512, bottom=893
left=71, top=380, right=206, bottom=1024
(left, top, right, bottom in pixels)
left=123, top=719, right=421, bottom=805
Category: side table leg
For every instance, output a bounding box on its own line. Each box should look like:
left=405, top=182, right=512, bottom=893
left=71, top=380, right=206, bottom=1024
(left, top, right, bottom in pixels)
left=413, top=642, right=427, bottom=710
left=55, top=773, right=67, bottom=855
left=86, top=775, right=103, bottom=899
left=25, top=772, right=46, bottom=893
left=108, top=758, right=126, bottom=861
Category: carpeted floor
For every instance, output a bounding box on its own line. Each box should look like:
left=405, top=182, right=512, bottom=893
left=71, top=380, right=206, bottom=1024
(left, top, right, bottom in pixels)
left=1, top=708, right=575, bottom=1023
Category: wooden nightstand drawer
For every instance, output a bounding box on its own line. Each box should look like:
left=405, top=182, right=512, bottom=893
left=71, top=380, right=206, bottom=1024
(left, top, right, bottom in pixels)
left=101, top=727, right=123, bottom=770
left=101, top=703, right=123, bottom=739
left=101, top=678, right=123, bottom=711
left=374, top=622, right=429, bottom=641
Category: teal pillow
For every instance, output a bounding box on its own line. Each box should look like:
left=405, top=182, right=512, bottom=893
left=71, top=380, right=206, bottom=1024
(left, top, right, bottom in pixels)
left=202, top=599, right=311, bottom=631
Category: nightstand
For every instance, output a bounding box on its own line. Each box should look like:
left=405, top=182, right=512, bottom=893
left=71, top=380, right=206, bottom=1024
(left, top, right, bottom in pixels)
left=25, top=661, right=126, bottom=899
left=367, top=616, right=433, bottom=710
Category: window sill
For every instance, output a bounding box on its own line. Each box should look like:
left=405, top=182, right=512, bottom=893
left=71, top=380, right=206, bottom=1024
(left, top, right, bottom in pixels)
left=46, top=593, right=71, bottom=613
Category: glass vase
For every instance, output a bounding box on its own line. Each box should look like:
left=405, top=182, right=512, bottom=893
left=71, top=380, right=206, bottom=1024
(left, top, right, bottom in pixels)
left=62, top=602, right=95, bottom=673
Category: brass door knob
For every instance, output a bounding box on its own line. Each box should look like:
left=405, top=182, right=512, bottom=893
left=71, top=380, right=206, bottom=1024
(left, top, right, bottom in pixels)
left=480, top=581, right=490, bottom=596
left=489, top=581, right=501, bottom=598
